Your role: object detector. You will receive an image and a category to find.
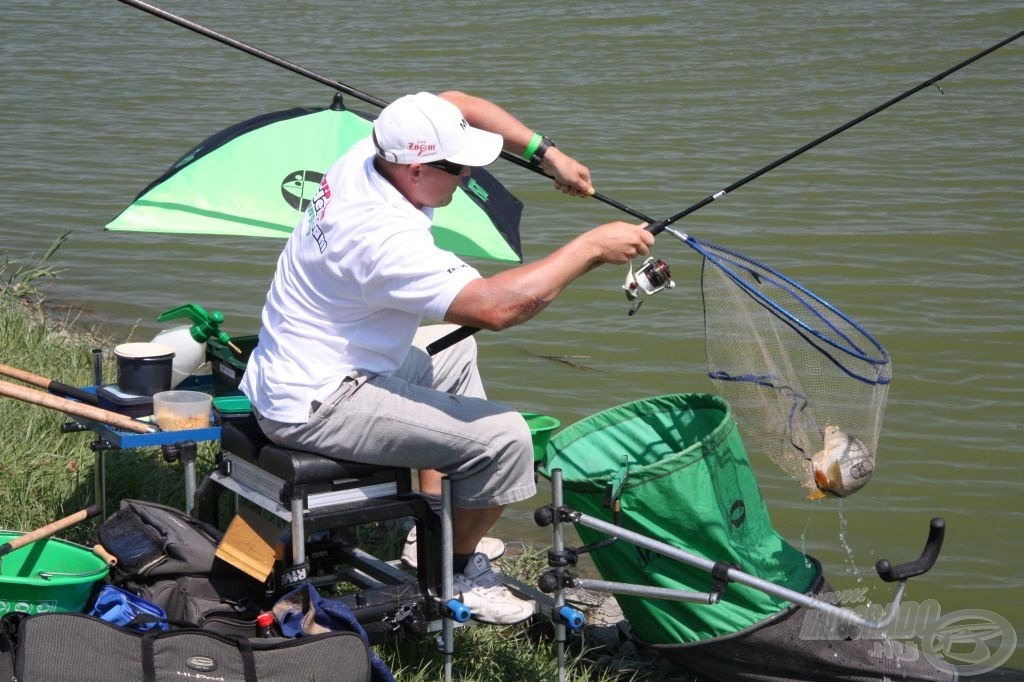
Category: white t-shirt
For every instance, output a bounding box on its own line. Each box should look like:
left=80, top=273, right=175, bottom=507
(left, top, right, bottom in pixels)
left=240, top=138, right=481, bottom=423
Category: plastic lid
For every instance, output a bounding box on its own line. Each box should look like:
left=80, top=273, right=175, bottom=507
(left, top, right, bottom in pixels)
left=256, top=612, right=274, bottom=627
left=114, top=342, right=176, bottom=359
left=97, top=385, right=155, bottom=404
left=213, top=395, right=252, bottom=414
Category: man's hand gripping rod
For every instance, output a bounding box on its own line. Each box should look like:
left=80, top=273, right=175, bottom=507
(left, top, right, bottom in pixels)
left=426, top=220, right=674, bottom=356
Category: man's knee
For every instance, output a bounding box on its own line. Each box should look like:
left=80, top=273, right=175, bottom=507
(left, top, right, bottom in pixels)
left=497, top=411, right=535, bottom=473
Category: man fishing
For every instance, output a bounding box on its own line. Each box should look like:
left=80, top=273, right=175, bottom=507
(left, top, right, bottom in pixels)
left=240, top=90, right=651, bottom=624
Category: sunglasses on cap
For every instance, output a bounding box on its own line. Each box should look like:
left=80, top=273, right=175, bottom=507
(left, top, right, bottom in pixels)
left=425, top=158, right=466, bottom=176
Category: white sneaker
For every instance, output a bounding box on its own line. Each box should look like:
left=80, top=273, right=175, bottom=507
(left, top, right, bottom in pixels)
left=454, top=552, right=535, bottom=625
left=401, top=526, right=505, bottom=569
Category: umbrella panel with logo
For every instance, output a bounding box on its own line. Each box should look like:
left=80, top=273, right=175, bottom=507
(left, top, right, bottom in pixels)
left=107, top=95, right=523, bottom=263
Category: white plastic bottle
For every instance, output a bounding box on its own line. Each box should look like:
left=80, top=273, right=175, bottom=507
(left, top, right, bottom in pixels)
left=152, top=326, right=210, bottom=388
left=153, top=304, right=236, bottom=388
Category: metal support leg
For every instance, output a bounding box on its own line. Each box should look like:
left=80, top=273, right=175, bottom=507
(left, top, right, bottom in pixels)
left=93, top=447, right=108, bottom=517
left=551, top=470, right=568, bottom=681
left=178, top=441, right=198, bottom=516
left=441, top=476, right=454, bottom=682
left=291, top=496, right=306, bottom=565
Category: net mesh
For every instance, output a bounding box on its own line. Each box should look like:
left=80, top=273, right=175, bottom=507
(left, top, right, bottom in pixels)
left=693, top=237, right=892, bottom=490
left=97, top=507, right=165, bottom=575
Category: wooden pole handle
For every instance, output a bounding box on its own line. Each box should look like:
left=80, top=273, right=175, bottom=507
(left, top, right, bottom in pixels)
left=0, top=363, right=101, bottom=405
left=0, top=363, right=51, bottom=389
left=92, top=543, right=118, bottom=567
left=0, top=504, right=102, bottom=557
left=0, top=379, right=155, bottom=434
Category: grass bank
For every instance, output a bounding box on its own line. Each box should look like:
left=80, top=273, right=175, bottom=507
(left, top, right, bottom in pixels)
left=0, top=238, right=690, bottom=681
left=0, top=236, right=212, bottom=534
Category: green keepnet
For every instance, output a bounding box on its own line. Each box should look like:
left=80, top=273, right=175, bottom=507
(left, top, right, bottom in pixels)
left=541, top=393, right=817, bottom=643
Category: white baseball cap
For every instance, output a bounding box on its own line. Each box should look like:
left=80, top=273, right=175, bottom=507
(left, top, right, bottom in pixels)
left=372, top=92, right=503, bottom=167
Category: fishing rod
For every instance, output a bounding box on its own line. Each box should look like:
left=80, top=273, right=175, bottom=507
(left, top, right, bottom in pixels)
left=644, top=26, right=1024, bottom=236
left=115, top=0, right=649, bottom=222
left=118, top=0, right=1023, bottom=231
left=117, top=0, right=1021, bottom=346
left=428, top=27, right=1024, bottom=353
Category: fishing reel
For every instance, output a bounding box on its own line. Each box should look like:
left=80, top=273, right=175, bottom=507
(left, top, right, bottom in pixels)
left=623, top=257, right=675, bottom=315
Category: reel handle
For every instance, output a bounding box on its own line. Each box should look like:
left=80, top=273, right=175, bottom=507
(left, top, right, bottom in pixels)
left=875, top=517, right=945, bottom=583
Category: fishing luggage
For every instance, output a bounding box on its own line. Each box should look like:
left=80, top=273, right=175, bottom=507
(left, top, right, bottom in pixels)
left=96, top=499, right=267, bottom=635
left=7, top=611, right=371, bottom=681
left=541, top=393, right=955, bottom=681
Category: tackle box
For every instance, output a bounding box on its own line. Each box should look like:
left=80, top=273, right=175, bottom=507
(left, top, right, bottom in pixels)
left=96, top=384, right=154, bottom=418
left=205, top=334, right=257, bottom=394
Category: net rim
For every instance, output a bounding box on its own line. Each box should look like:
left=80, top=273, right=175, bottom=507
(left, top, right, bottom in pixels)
left=689, top=236, right=892, bottom=386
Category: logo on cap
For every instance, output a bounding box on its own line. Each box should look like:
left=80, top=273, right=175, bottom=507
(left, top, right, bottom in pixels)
left=408, top=141, right=437, bottom=157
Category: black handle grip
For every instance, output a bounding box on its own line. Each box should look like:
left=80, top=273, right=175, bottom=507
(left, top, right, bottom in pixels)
left=50, top=381, right=100, bottom=406
left=875, top=517, right=945, bottom=583
left=426, top=325, right=480, bottom=356
left=645, top=219, right=668, bottom=235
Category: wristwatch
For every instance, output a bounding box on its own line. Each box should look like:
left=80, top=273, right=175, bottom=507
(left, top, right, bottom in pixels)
left=531, top=136, right=555, bottom=165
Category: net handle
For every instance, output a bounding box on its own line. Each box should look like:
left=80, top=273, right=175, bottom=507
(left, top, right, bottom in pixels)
left=876, top=518, right=945, bottom=583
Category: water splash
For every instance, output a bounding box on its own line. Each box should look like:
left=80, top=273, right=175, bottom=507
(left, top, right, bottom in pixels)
left=800, top=503, right=816, bottom=569
left=836, top=499, right=864, bottom=582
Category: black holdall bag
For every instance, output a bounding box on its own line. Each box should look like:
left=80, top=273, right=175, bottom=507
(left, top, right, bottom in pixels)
left=96, top=499, right=268, bottom=635
left=96, top=499, right=224, bottom=578
left=12, top=612, right=372, bottom=682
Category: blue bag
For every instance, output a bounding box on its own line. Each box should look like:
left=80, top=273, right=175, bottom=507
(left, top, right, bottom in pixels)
left=88, top=584, right=169, bottom=632
left=273, top=584, right=393, bottom=682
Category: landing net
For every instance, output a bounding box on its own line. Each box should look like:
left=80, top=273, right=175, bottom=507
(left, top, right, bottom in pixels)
left=692, top=236, right=892, bottom=489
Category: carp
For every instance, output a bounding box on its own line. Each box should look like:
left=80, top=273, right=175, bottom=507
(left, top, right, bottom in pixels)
left=806, top=424, right=875, bottom=500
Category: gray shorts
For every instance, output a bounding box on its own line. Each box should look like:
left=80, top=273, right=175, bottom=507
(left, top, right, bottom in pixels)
left=254, top=325, right=536, bottom=509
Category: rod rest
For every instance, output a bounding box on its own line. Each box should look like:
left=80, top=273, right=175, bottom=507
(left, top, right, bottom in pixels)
left=220, top=414, right=407, bottom=486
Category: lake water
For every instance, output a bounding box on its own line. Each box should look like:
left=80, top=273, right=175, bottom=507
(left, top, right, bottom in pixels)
left=3, top=0, right=1022, bottom=670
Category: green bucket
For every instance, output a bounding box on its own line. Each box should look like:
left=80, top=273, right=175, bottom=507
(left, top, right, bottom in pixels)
left=0, top=532, right=109, bottom=616
left=521, top=412, right=561, bottom=463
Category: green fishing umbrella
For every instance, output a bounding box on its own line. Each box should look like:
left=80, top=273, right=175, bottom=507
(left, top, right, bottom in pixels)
left=106, top=94, right=523, bottom=263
